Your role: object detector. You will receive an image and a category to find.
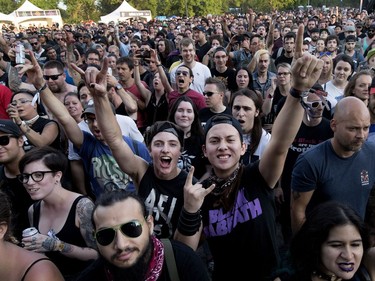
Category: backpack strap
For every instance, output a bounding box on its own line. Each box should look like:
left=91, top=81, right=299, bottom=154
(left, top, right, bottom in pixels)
left=161, top=238, right=180, bottom=281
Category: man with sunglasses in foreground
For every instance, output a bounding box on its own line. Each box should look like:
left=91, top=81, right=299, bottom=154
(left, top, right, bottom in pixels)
left=76, top=190, right=210, bottom=281
left=43, top=60, right=77, bottom=104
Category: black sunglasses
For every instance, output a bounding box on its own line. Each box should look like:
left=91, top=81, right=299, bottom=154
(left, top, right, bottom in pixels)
left=30, top=42, right=39, bottom=46
left=0, top=135, right=17, bottom=146
left=43, top=73, right=63, bottom=81
left=95, top=220, right=143, bottom=246
left=203, top=91, right=217, bottom=97
left=176, top=70, right=189, bottom=77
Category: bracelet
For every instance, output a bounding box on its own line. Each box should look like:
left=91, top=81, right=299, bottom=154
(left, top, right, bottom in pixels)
left=267, top=94, right=273, bottom=99
left=156, top=64, right=162, bottom=67
left=177, top=207, right=202, bottom=236
left=37, top=84, right=47, bottom=92
left=289, top=88, right=309, bottom=99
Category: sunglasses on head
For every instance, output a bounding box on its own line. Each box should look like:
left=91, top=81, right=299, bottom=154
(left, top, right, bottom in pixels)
left=43, top=73, right=63, bottom=81
left=0, top=135, right=17, bottom=146
left=94, top=220, right=143, bottom=246
left=176, top=70, right=189, bottom=77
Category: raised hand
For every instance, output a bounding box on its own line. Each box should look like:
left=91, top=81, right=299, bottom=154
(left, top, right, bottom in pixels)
left=16, top=50, right=44, bottom=89
left=183, top=167, right=215, bottom=213
left=71, top=58, right=109, bottom=96
left=291, top=24, right=323, bottom=92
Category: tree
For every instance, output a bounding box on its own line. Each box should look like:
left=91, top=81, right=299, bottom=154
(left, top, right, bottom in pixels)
left=64, top=0, right=99, bottom=23
left=0, top=0, right=17, bottom=14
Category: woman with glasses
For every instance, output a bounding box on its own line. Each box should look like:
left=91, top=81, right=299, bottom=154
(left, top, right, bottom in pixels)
left=344, top=70, right=372, bottom=106
left=6, top=89, right=62, bottom=153
left=0, top=190, right=64, bottom=281
left=19, top=146, right=98, bottom=280
left=262, top=63, right=291, bottom=131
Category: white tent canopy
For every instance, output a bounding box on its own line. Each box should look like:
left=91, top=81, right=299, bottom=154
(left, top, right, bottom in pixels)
left=1, top=0, right=63, bottom=29
left=100, top=0, right=152, bottom=23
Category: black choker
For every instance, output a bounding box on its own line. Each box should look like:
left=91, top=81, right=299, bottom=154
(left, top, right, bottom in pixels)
left=312, top=270, right=336, bottom=281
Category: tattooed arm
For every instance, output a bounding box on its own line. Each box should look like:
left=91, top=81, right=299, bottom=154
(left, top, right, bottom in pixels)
left=45, top=197, right=98, bottom=260
left=290, top=190, right=314, bottom=234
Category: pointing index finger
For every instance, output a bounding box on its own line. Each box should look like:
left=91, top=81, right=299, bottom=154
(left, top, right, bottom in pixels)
left=294, top=24, right=304, bottom=61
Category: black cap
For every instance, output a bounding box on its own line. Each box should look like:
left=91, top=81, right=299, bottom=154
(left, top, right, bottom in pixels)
left=144, top=121, right=184, bottom=148
left=204, top=114, right=243, bottom=142
left=0, top=119, right=22, bottom=137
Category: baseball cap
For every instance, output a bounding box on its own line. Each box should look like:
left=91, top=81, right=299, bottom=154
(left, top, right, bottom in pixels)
left=204, top=114, right=243, bottom=142
left=81, top=101, right=116, bottom=118
left=0, top=119, right=22, bottom=137
left=344, top=26, right=355, bottom=32
left=193, top=25, right=205, bottom=32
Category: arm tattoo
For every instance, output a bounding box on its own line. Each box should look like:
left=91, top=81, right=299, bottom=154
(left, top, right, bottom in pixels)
left=42, top=237, right=56, bottom=251
left=292, top=191, right=301, bottom=200
left=77, top=197, right=97, bottom=249
left=61, top=242, right=73, bottom=253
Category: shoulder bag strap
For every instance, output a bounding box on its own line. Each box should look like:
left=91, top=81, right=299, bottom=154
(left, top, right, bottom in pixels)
left=161, top=238, right=181, bottom=281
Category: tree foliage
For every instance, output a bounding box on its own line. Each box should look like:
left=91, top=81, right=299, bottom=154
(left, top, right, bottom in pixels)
left=0, top=0, right=18, bottom=14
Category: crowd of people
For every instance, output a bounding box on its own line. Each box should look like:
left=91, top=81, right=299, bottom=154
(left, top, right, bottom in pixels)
left=1, top=4, right=375, bottom=281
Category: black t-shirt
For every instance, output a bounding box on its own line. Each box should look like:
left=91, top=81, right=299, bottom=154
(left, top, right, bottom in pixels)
left=201, top=162, right=280, bottom=281
left=0, top=166, right=34, bottom=241
left=138, top=165, right=197, bottom=239
left=210, top=67, right=237, bottom=92
left=195, top=41, right=211, bottom=62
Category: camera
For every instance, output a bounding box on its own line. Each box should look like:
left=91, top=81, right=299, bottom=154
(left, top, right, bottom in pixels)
left=136, top=49, right=151, bottom=59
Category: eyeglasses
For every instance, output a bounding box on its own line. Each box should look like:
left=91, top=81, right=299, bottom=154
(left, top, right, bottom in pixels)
left=277, top=72, right=290, bottom=77
left=0, top=135, right=17, bottom=146
left=203, top=91, right=218, bottom=97
left=176, top=70, right=189, bottom=77
left=55, top=38, right=64, bottom=41
left=43, top=73, right=64, bottom=80
left=17, top=170, right=56, bottom=184
left=95, top=220, right=143, bottom=246
left=11, top=99, right=32, bottom=106
left=304, top=100, right=323, bottom=108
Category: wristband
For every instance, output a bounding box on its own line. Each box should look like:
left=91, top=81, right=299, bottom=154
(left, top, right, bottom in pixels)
left=177, top=207, right=202, bottom=236
left=267, top=94, right=273, bottom=99
left=289, top=88, right=309, bottom=99
left=37, top=84, right=47, bottom=92
left=156, top=64, right=162, bottom=67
